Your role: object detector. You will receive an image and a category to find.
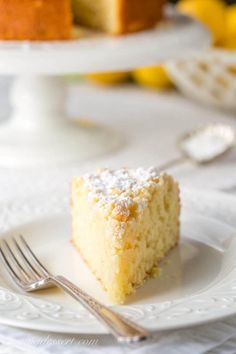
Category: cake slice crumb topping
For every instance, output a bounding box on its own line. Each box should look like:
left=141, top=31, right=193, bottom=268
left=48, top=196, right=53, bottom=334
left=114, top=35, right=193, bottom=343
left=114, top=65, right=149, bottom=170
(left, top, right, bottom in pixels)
left=83, top=167, right=162, bottom=218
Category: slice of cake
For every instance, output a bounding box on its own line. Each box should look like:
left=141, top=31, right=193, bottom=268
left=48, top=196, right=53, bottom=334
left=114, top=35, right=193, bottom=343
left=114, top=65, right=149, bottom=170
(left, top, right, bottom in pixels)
left=71, top=167, right=180, bottom=304
left=72, top=0, right=166, bottom=35
left=0, top=0, right=72, bottom=40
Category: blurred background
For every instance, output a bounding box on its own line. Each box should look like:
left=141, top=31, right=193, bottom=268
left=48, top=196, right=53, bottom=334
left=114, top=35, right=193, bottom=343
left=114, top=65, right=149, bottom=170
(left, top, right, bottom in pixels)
left=171, top=0, right=236, bottom=4
left=0, top=0, right=235, bottom=173
left=74, top=0, right=236, bottom=113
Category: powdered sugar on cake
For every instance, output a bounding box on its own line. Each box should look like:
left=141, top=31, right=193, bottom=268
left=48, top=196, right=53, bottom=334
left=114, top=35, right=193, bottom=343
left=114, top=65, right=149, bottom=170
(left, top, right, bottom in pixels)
left=83, top=167, right=162, bottom=214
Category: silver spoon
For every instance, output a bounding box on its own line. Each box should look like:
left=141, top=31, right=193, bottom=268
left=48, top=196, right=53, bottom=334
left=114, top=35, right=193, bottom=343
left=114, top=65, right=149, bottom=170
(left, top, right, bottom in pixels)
left=158, top=124, right=236, bottom=171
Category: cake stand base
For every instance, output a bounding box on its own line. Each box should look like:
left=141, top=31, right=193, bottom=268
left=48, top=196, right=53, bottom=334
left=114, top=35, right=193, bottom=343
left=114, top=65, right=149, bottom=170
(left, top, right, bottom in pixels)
left=0, top=76, right=120, bottom=167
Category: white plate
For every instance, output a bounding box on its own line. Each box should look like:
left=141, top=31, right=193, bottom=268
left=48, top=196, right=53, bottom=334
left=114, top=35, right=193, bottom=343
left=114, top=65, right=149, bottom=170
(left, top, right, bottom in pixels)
left=0, top=188, right=236, bottom=334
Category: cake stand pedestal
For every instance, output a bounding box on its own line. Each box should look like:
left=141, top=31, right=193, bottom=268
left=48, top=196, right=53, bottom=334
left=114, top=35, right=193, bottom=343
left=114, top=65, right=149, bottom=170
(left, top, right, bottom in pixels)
left=0, top=12, right=210, bottom=167
left=0, top=75, right=115, bottom=166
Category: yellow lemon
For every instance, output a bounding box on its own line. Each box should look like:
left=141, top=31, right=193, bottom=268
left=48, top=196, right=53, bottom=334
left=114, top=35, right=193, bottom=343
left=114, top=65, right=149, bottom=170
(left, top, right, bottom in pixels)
left=224, top=5, right=236, bottom=49
left=222, top=38, right=236, bottom=50
left=86, top=71, right=130, bottom=85
left=177, top=0, right=225, bottom=45
left=132, top=65, right=173, bottom=90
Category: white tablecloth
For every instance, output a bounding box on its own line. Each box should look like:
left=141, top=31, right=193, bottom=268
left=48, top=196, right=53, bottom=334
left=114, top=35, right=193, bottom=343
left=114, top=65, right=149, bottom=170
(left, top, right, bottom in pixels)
left=1, top=78, right=236, bottom=354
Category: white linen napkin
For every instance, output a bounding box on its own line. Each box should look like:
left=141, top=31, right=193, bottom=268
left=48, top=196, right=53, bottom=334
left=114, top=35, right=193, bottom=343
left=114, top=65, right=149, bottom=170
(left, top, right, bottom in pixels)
left=2, top=317, right=236, bottom=354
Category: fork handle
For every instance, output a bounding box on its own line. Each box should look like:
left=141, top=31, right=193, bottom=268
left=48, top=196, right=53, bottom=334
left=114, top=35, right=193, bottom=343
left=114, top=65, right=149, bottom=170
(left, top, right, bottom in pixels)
left=51, top=275, right=150, bottom=343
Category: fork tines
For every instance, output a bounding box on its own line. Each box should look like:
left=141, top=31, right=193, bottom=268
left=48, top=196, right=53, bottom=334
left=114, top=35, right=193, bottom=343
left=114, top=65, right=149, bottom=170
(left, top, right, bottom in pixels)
left=0, top=235, right=49, bottom=288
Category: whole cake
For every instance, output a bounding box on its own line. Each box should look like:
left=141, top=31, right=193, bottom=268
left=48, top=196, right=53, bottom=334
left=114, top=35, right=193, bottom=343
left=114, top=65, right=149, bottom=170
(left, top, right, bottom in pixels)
left=0, top=0, right=166, bottom=40
left=72, top=0, right=166, bottom=35
left=71, top=167, right=180, bottom=304
left=0, top=0, right=72, bottom=40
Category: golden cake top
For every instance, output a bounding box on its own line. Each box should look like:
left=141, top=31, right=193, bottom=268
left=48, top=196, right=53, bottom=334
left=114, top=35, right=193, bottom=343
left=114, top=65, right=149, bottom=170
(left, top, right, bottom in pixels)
left=82, top=167, right=162, bottom=221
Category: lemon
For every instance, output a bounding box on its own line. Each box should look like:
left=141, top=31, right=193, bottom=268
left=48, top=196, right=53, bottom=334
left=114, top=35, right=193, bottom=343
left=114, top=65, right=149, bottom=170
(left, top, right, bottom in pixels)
left=132, top=65, right=173, bottom=90
left=86, top=71, right=130, bottom=85
left=224, top=5, right=236, bottom=49
left=222, top=38, right=236, bottom=50
left=177, top=0, right=225, bottom=45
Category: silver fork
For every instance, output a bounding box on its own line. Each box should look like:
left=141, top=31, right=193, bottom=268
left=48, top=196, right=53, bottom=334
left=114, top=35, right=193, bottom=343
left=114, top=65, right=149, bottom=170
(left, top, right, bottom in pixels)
left=0, top=235, right=150, bottom=343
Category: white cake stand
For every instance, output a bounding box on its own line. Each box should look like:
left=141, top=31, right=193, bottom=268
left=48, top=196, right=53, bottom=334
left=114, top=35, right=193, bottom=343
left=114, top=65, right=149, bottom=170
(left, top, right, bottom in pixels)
left=0, top=12, right=210, bottom=166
